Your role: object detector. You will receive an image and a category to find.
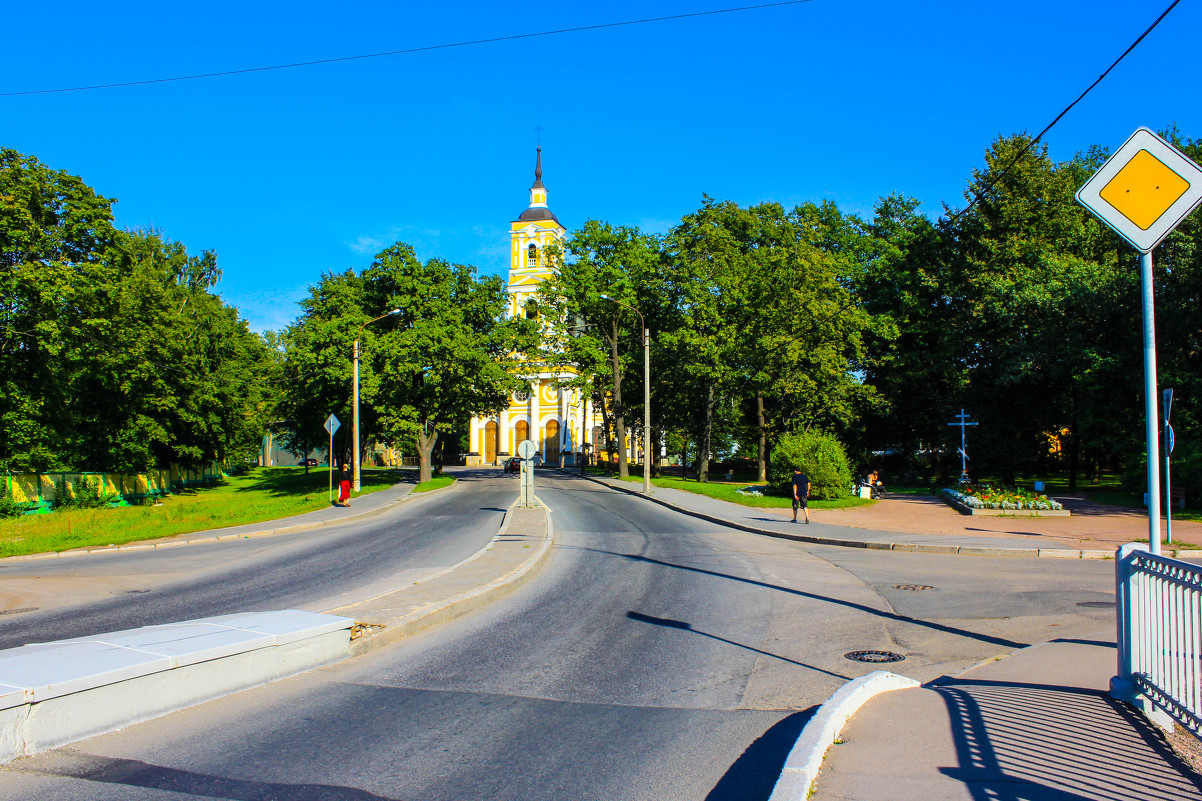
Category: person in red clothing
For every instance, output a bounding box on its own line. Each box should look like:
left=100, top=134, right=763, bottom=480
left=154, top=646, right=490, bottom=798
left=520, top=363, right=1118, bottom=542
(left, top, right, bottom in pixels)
left=337, top=464, right=352, bottom=507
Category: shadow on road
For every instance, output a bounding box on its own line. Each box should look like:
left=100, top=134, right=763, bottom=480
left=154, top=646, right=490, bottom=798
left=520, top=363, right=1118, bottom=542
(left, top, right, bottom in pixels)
left=30, top=751, right=399, bottom=800
left=573, top=546, right=1028, bottom=650
left=705, top=708, right=816, bottom=801
left=627, top=611, right=851, bottom=680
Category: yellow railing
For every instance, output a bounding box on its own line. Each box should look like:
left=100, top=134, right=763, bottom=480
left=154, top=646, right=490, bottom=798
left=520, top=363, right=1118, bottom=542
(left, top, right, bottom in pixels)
left=4, top=464, right=221, bottom=512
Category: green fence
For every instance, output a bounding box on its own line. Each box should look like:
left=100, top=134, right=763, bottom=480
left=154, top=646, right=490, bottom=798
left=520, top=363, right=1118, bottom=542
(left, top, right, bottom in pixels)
left=4, top=464, right=222, bottom=513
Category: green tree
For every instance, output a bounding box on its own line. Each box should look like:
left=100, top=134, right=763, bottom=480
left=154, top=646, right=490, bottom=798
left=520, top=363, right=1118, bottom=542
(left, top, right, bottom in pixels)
left=283, top=244, right=536, bottom=484
left=537, top=221, right=666, bottom=479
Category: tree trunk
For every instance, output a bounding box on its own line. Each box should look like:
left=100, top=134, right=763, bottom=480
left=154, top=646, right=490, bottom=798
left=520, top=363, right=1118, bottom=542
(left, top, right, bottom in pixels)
left=600, top=392, right=616, bottom=474
left=698, top=384, right=716, bottom=483
left=609, top=320, right=628, bottom=480
left=756, top=390, right=768, bottom=482
left=417, top=425, right=438, bottom=484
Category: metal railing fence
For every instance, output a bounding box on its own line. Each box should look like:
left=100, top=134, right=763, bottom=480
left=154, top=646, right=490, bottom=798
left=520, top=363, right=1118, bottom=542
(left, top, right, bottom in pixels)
left=1115, top=543, right=1202, bottom=737
left=3, top=464, right=221, bottom=513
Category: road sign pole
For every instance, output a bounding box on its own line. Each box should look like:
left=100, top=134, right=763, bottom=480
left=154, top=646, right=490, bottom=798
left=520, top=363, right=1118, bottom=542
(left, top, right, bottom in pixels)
left=329, top=430, right=334, bottom=502
left=1140, top=251, right=1162, bottom=556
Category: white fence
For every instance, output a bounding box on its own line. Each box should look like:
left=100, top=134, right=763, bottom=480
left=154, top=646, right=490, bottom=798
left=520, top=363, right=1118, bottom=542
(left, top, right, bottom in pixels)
left=1114, top=543, right=1202, bottom=737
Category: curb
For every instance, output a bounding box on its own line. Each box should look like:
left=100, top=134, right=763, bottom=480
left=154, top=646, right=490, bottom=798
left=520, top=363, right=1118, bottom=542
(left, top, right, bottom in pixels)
left=3, top=477, right=458, bottom=564
left=768, top=670, right=920, bottom=801
left=0, top=489, right=550, bottom=762
left=567, top=471, right=1119, bottom=560
left=343, top=496, right=555, bottom=658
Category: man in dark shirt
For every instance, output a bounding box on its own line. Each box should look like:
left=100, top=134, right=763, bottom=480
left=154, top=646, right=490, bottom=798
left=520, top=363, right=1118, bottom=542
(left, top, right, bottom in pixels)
left=791, top=468, right=810, bottom=524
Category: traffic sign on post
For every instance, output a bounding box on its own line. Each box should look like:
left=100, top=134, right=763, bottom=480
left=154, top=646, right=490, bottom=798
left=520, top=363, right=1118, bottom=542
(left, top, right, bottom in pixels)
left=1077, top=128, right=1202, bottom=556
left=1076, top=127, right=1202, bottom=253
left=324, top=414, right=340, bottom=502
left=517, top=440, right=537, bottom=507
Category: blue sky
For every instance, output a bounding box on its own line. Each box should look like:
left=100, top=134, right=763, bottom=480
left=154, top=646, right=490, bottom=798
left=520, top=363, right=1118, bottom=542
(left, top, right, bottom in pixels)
left=3, top=1, right=1198, bottom=332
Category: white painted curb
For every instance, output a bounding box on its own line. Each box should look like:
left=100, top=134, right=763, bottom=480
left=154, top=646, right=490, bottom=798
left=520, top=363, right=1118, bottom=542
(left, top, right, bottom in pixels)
left=769, top=670, right=920, bottom=801
left=0, top=611, right=354, bottom=763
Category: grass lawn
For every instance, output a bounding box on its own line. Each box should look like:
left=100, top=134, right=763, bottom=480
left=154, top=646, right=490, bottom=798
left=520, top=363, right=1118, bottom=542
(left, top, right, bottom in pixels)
left=0, top=466, right=412, bottom=558
left=413, top=476, right=456, bottom=493
left=589, top=469, right=873, bottom=510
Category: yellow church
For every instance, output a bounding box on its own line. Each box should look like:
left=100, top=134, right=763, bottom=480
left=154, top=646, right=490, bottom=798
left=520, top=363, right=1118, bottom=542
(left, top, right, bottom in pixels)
left=466, top=149, right=604, bottom=466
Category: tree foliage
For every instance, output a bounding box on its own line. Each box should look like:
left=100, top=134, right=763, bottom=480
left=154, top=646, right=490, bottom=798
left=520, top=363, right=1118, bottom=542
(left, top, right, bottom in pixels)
left=1, top=148, right=276, bottom=473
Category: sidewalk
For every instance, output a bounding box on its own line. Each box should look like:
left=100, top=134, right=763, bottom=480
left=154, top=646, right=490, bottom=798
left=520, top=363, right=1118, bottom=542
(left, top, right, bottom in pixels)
left=808, top=636, right=1202, bottom=800
left=574, top=471, right=1202, bottom=558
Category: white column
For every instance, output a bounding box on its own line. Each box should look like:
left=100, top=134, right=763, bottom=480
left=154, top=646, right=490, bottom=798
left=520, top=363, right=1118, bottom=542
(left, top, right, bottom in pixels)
left=469, top=416, right=480, bottom=456
left=557, top=385, right=568, bottom=464
left=529, top=379, right=541, bottom=453
left=499, top=410, right=510, bottom=462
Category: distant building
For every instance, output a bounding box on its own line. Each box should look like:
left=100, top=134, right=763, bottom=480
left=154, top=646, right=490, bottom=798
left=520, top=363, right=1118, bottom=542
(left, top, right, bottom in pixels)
left=466, top=149, right=606, bottom=466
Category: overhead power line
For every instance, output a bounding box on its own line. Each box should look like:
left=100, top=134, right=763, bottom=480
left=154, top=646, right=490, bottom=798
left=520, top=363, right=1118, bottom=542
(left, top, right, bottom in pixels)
left=0, top=1, right=814, bottom=97
left=941, top=0, right=1183, bottom=231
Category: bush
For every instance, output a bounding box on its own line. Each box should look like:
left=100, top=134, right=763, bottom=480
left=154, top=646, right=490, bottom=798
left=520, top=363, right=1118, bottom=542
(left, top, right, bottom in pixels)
left=54, top=476, right=118, bottom=510
left=768, top=430, right=853, bottom=500
left=0, top=488, right=29, bottom=518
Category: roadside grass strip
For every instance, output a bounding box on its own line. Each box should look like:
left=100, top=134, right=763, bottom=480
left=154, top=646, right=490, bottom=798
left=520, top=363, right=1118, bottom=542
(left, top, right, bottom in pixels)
left=413, top=476, right=456, bottom=493
left=606, top=473, right=873, bottom=510
left=0, top=467, right=410, bottom=558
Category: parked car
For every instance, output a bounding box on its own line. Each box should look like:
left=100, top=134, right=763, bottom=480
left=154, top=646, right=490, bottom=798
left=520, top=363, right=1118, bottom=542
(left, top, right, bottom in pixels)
left=301, top=458, right=319, bottom=466
left=503, top=456, right=522, bottom=473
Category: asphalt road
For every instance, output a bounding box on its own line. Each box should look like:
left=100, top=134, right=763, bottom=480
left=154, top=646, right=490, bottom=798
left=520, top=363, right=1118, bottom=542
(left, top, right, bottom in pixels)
left=0, top=470, right=1118, bottom=800
left=0, top=470, right=514, bottom=650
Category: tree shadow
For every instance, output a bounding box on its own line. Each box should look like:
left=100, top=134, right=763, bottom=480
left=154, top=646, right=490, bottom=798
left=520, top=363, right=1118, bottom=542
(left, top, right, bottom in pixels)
left=32, top=752, right=399, bottom=800
left=569, top=546, right=1028, bottom=649
left=705, top=708, right=817, bottom=801
left=626, top=611, right=851, bottom=680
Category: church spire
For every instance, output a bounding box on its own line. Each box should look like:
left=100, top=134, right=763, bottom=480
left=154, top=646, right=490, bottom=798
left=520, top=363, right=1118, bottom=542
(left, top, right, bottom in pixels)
left=527, top=146, right=548, bottom=209
left=532, top=146, right=545, bottom=190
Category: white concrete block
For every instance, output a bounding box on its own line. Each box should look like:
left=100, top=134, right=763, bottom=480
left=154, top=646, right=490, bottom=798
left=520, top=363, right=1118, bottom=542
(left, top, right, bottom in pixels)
left=60, top=624, right=275, bottom=668
left=0, top=612, right=355, bottom=763
left=0, top=642, right=170, bottom=703
left=0, top=683, right=26, bottom=712
left=175, top=610, right=356, bottom=646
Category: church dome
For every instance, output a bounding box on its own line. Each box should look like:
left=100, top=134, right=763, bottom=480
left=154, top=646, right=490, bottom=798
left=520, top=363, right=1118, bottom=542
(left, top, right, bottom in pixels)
left=517, top=207, right=560, bottom=223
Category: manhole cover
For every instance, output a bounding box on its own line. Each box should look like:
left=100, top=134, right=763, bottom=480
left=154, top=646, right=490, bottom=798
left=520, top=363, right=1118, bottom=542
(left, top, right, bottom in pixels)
left=845, top=650, right=906, bottom=663
left=0, top=607, right=37, bottom=616
left=892, top=584, right=934, bottom=591
left=1077, top=601, right=1116, bottom=609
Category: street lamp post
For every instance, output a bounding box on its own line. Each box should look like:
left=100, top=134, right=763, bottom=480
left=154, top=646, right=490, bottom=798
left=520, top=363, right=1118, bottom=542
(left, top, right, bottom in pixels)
left=353, top=308, right=401, bottom=492
left=601, top=296, right=651, bottom=494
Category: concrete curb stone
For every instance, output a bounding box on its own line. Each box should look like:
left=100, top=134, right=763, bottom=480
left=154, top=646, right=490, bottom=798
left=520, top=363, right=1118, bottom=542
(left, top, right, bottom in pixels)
left=768, top=670, right=921, bottom=801
left=0, top=489, right=554, bottom=761
left=340, top=497, right=555, bottom=657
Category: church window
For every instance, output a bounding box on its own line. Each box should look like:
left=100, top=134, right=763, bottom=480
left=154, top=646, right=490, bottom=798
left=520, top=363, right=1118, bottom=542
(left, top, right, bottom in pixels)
left=527, top=243, right=538, bottom=267
left=525, top=298, right=539, bottom=320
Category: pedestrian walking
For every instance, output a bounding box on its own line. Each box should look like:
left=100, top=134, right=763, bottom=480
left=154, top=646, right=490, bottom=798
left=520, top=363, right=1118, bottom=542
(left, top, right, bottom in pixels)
left=337, top=464, right=352, bottom=507
left=791, top=467, right=810, bottom=524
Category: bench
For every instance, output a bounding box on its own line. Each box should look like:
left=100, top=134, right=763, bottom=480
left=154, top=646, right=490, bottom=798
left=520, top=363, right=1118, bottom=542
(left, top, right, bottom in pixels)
left=1144, top=487, right=1187, bottom=509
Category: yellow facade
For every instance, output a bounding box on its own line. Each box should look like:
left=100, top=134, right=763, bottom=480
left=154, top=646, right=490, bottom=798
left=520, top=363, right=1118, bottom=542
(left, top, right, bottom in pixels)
left=467, top=149, right=607, bottom=466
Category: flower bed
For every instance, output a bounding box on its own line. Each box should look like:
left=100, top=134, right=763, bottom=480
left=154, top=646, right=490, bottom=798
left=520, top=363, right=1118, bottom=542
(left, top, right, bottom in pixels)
left=940, top=486, right=1063, bottom=511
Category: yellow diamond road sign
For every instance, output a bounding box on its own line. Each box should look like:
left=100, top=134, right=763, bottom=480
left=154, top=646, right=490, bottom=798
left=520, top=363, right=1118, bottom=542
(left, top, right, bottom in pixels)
left=1077, top=127, right=1202, bottom=253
